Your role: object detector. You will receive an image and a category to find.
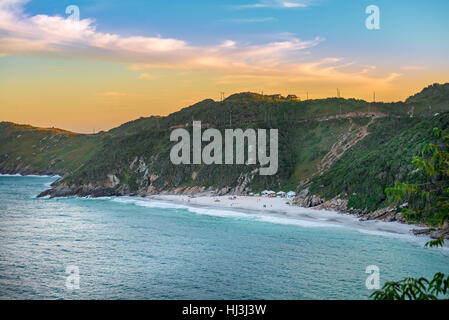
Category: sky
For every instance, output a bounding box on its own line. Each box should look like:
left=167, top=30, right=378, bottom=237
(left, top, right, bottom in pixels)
left=0, top=0, right=448, bottom=133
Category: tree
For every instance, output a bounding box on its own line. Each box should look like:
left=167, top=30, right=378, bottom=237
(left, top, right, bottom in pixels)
left=372, top=127, right=449, bottom=300
left=371, top=273, right=449, bottom=300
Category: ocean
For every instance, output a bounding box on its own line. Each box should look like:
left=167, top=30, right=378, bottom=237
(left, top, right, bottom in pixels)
left=1, top=175, right=448, bottom=299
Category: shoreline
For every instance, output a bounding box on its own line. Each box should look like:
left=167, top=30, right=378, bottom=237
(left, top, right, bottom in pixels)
left=148, top=194, right=439, bottom=246
left=0, top=174, right=445, bottom=247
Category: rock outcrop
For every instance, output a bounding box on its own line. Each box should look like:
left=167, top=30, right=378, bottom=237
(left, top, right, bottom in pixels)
left=294, top=189, right=324, bottom=207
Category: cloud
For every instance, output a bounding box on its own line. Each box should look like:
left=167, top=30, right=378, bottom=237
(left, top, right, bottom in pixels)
left=0, top=1, right=315, bottom=64
left=214, top=58, right=401, bottom=89
left=138, top=73, right=157, bottom=80
left=0, top=0, right=400, bottom=89
left=0, top=1, right=188, bottom=58
left=233, top=1, right=308, bottom=9
left=127, top=37, right=324, bottom=73
left=282, top=2, right=307, bottom=8
left=401, top=65, right=426, bottom=71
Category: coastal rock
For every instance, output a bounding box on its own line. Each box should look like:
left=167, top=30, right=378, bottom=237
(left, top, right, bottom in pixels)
left=218, top=187, right=231, bottom=196
left=309, top=195, right=324, bottom=207
left=315, top=197, right=348, bottom=212
left=359, top=205, right=395, bottom=221
left=91, top=187, right=120, bottom=197
left=395, top=212, right=407, bottom=223
left=38, top=183, right=73, bottom=198
left=430, top=222, right=449, bottom=239
left=146, top=185, right=158, bottom=194
left=412, top=228, right=433, bottom=236
left=357, top=206, right=412, bottom=223
left=294, top=190, right=324, bottom=208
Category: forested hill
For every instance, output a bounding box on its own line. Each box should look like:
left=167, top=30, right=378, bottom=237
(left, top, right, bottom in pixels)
left=1, top=83, right=449, bottom=223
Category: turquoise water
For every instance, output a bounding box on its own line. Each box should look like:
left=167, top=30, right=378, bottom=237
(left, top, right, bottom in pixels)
left=1, top=175, right=449, bottom=299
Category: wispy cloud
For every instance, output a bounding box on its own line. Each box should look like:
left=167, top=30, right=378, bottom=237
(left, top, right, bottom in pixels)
left=138, top=73, right=158, bottom=80
left=281, top=2, right=307, bottom=8
left=0, top=0, right=401, bottom=89
left=0, top=1, right=321, bottom=69
left=401, top=65, right=426, bottom=71
left=214, top=58, right=401, bottom=89
left=233, top=0, right=308, bottom=9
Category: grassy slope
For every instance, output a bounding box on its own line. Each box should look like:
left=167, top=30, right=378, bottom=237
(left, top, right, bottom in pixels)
left=309, top=114, right=449, bottom=222
left=406, top=83, right=449, bottom=114
left=1, top=83, right=448, bottom=221
left=59, top=96, right=382, bottom=192
left=0, top=122, right=103, bottom=175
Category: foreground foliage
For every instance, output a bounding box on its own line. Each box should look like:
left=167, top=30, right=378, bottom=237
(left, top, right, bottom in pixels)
left=371, top=273, right=449, bottom=300
left=372, top=127, right=449, bottom=300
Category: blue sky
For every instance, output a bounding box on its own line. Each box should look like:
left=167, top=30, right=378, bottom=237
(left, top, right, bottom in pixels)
left=1, top=0, right=448, bottom=132
left=20, top=0, right=449, bottom=63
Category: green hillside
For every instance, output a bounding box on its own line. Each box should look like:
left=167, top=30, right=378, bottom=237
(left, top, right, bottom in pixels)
left=0, top=122, right=103, bottom=175
left=309, top=115, right=449, bottom=220
left=1, top=83, right=449, bottom=224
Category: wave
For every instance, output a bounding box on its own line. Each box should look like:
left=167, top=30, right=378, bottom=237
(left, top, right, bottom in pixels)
left=50, top=195, right=444, bottom=248
left=112, top=197, right=187, bottom=209
left=113, top=197, right=249, bottom=218
left=110, top=197, right=345, bottom=229
left=113, top=197, right=449, bottom=250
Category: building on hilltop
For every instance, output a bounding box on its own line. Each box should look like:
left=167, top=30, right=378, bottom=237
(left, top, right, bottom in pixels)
left=286, top=94, right=300, bottom=101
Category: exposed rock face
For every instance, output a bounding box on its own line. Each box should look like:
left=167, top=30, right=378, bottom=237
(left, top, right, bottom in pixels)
left=429, top=221, right=449, bottom=239
left=294, top=188, right=324, bottom=207
left=430, top=227, right=449, bottom=239
left=359, top=205, right=396, bottom=221
left=106, top=174, right=120, bottom=188
left=233, top=170, right=257, bottom=195
left=411, top=223, right=449, bottom=240
left=129, top=156, right=139, bottom=170
left=316, top=197, right=348, bottom=212
left=412, top=228, right=433, bottom=236
left=146, top=185, right=157, bottom=194
left=357, top=205, right=409, bottom=223
left=218, top=187, right=232, bottom=196
left=37, top=179, right=122, bottom=198
left=294, top=191, right=412, bottom=225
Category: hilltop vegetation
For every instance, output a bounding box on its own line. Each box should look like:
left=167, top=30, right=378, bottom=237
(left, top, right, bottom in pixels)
left=1, top=83, right=449, bottom=224
left=0, top=122, right=103, bottom=175
left=310, top=116, right=449, bottom=217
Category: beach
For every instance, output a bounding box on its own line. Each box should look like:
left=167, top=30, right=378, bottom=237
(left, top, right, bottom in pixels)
left=150, top=194, right=432, bottom=244
left=2, top=175, right=449, bottom=299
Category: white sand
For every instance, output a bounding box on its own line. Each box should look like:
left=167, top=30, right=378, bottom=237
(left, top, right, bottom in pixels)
left=149, top=194, right=434, bottom=245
